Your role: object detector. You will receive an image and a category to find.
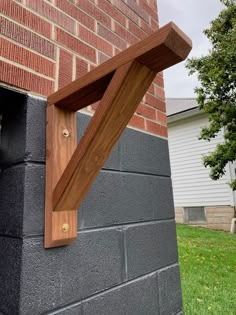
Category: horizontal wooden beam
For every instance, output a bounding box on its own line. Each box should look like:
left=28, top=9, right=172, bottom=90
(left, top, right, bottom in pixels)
left=53, top=61, right=156, bottom=211
left=48, top=22, right=192, bottom=111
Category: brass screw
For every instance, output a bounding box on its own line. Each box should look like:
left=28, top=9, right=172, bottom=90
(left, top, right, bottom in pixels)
left=62, top=223, right=69, bottom=233
left=63, top=129, right=70, bottom=137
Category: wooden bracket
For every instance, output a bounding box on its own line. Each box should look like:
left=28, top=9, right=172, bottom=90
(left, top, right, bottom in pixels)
left=45, top=22, right=192, bottom=248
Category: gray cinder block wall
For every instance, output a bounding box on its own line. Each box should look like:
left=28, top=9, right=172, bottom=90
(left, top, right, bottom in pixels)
left=0, top=86, right=183, bottom=314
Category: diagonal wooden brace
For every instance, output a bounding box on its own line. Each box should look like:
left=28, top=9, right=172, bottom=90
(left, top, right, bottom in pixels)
left=45, top=22, right=192, bottom=248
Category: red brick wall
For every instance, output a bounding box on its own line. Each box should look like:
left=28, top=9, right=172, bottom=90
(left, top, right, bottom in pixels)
left=0, top=0, right=167, bottom=137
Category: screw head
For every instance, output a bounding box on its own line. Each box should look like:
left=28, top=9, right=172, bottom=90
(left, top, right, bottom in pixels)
left=63, top=129, right=70, bottom=137
left=62, top=223, right=69, bottom=233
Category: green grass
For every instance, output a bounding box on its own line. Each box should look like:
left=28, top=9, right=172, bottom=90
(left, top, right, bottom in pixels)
left=177, top=224, right=236, bottom=315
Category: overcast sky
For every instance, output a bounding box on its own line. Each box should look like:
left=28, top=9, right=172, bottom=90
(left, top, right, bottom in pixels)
left=157, top=0, right=223, bottom=98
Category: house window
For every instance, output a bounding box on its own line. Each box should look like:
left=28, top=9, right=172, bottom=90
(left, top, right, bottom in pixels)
left=184, top=207, right=206, bottom=223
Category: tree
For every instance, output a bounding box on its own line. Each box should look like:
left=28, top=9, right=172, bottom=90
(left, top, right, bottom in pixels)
left=186, top=0, right=236, bottom=190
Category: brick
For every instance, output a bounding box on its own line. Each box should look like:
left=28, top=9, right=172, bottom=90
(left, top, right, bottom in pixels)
left=80, top=172, right=175, bottom=229
left=0, top=37, right=55, bottom=78
left=98, top=24, right=127, bottom=50
left=112, top=0, right=139, bottom=25
left=146, top=93, right=166, bottom=111
left=0, top=16, right=55, bottom=59
left=76, top=0, right=111, bottom=28
left=78, top=24, right=113, bottom=56
left=148, top=0, right=158, bottom=11
left=58, top=49, right=73, bottom=89
left=149, top=83, right=155, bottom=95
left=126, top=221, right=178, bottom=279
left=146, top=120, right=168, bottom=137
left=154, top=74, right=164, bottom=88
left=97, top=0, right=126, bottom=26
left=146, top=120, right=160, bottom=135
left=0, top=60, right=54, bottom=95
left=136, top=103, right=156, bottom=120
left=114, top=22, right=138, bottom=45
left=151, top=18, right=159, bottom=31
left=138, top=0, right=158, bottom=20
left=56, top=0, right=95, bottom=31
left=128, top=20, right=147, bottom=39
left=76, top=57, right=88, bottom=79
left=160, top=125, right=168, bottom=138
left=26, top=0, right=75, bottom=33
left=126, top=0, right=149, bottom=23
left=114, top=47, right=121, bottom=55
left=157, top=265, right=182, bottom=315
left=90, top=64, right=96, bottom=71
left=0, top=0, right=51, bottom=37
left=155, top=85, right=165, bottom=100
left=83, top=274, right=159, bottom=315
left=157, top=110, right=167, bottom=125
left=128, top=114, right=145, bottom=130
left=56, top=27, right=96, bottom=62
left=140, top=19, right=153, bottom=35
left=19, top=230, right=123, bottom=313
left=98, top=52, right=110, bottom=64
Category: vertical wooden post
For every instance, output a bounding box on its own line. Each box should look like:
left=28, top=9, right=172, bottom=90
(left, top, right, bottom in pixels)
left=44, top=106, right=77, bottom=248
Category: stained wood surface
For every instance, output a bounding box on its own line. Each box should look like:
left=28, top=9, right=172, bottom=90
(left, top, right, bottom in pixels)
left=53, top=61, right=156, bottom=211
left=44, top=105, right=77, bottom=247
left=45, top=21, right=192, bottom=246
left=48, top=22, right=192, bottom=111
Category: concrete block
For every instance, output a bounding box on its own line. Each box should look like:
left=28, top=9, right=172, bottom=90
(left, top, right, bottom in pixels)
left=126, top=221, right=178, bottom=279
left=0, top=166, right=25, bottom=236
left=157, top=265, right=182, bottom=315
left=0, top=163, right=46, bottom=237
left=76, top=113, right=171, bottom=176
left=23, top=164, right=45, bottom=236
left=77, top=113, right=121, bottom=170
left=80, top=172, right=174, bottom=229
left=120, top=128, right=171, bottom=176
left=83, top=273, right=159, bottom=315
left=0, top=88, right=28, bottom=167
left=0, top=88, right=46, bottom=166
left=19, top=229, right=124, bottom=314
left=0, top=237, right=22, bottom=314
left=53, top=304, right=82, bottom=315
left=24, top=95, right=46, bottom=162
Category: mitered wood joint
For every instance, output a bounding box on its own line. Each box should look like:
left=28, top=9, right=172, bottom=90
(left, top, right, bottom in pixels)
left=45, top=22, right=192, bottom=248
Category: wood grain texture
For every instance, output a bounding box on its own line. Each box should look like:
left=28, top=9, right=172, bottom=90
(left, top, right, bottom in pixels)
left=53, top=61, right=156, bottom=211
left=45, top=21, right=192, bottom=246
left=48, top=22, right=192, bottom=111
left=44, top=105, right=77, bottom=248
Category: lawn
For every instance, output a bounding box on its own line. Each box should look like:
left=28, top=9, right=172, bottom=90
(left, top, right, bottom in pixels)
left=177, top=224, right=236, bottom=315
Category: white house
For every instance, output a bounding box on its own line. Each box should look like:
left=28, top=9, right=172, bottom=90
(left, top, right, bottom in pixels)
left=167, top=98, right=236, bottom=231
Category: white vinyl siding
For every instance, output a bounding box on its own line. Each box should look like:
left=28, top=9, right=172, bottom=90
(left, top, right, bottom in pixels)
left=168, top=114, right=233, bottom=207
